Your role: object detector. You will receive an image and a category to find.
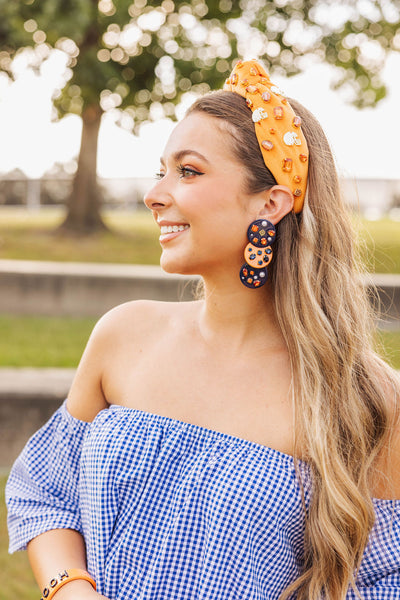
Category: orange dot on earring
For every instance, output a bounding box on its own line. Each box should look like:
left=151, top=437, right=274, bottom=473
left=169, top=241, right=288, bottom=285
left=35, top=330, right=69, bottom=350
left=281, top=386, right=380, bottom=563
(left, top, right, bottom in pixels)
left=299, top=154, right=308, bottom=162
left=293, top=175, right=302, bottom=183
left=244, top=243, right=273, bottom=268
left=269, top=128, right=276, bottom=134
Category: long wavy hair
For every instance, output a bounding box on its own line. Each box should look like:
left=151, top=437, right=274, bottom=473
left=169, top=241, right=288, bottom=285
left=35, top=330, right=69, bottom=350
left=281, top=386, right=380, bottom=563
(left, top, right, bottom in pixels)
left=187, top=90, right=400, bottom=599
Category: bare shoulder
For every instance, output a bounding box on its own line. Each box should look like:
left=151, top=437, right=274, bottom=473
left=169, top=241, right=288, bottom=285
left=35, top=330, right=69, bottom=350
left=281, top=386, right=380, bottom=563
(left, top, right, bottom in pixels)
left=97, top=298, right=200, bottom=338
left=67, top=300, right=200, bottom=421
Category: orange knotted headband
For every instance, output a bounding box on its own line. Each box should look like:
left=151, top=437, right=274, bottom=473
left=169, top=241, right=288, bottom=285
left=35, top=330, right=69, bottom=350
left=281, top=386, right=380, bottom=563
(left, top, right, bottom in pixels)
left=223, top=59, right=309, bottom=213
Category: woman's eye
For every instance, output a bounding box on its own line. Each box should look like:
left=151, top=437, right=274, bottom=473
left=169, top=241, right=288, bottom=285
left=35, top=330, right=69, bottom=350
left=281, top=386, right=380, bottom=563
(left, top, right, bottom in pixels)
left=154, top=172, right=165, bottom=180
left=177, top=165, right=203, bottom=179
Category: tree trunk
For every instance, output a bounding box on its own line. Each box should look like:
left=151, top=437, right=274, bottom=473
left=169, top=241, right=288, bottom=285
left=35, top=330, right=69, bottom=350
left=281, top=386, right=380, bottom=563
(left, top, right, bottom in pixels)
left=60, top=104, right=107, bottom=234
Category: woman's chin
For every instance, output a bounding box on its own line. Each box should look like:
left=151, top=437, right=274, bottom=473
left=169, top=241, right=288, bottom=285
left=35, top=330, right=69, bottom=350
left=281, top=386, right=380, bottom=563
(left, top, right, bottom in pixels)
left=160, top=254, right=199, bottom=276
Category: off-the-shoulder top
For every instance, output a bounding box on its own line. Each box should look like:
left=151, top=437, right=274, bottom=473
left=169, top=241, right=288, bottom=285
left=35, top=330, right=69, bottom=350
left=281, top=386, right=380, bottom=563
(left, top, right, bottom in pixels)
left=6, top=401, right=400, bottom=599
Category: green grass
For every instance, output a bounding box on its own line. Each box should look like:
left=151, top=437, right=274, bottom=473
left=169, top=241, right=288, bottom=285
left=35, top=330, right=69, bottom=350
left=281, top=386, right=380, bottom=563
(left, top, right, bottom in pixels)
left=0, top=207, right=161, bottom=265
left=0, top=315, right=96, bottom=367
left=0, top=208, right=399, bottom=273
left=0, top=314, right=398, bottom=369
left=375, top=330, right=400, bottom=370
left=0, top=477, right=38, bottom=600
left=353, top=216, right=400, bottom=274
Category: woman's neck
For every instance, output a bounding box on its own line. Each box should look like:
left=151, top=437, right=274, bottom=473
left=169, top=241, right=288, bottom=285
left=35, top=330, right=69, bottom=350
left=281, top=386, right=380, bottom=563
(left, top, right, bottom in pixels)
left=197, top=277, right=285, bottom=354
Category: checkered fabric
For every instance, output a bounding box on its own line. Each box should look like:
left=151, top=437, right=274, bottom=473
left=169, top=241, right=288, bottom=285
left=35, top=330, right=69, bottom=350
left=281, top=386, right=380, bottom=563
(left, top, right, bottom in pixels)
left=6, top=402, right=400, bottom=599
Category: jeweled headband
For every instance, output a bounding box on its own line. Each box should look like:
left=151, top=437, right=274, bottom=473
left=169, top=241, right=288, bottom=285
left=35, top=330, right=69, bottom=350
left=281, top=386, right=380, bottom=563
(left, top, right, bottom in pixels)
left=223, top=59, right=309, bottom=213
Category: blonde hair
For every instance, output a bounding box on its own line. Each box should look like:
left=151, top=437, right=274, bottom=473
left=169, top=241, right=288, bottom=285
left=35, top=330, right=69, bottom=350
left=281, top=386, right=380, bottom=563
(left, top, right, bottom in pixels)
left=188, top=92, right=400, bottom=599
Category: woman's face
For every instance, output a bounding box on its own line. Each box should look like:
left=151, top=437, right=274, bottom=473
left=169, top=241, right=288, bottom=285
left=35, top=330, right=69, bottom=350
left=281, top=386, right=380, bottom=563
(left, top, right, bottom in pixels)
left=144, top=112, right=258, bottom=278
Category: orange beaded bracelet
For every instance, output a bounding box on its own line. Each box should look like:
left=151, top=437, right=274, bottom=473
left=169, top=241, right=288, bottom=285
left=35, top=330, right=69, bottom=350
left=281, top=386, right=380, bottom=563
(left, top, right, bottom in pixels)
left=40, top=569, right=96, bottom=599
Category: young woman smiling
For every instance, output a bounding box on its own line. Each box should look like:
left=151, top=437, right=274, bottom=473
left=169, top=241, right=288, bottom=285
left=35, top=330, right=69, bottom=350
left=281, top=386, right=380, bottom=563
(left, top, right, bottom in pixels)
left=7, top=59, right=400, bottom=600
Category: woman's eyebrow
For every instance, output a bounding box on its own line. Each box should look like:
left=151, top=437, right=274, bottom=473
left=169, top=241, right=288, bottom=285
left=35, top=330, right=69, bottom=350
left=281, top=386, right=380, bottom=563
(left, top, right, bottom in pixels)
left=160, top=149, right=210, bottom=166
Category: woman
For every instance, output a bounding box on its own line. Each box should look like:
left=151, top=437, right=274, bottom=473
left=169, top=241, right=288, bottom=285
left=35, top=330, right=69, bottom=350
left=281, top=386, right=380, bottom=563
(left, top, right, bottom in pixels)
left=6, top=59, right=400, bottom=600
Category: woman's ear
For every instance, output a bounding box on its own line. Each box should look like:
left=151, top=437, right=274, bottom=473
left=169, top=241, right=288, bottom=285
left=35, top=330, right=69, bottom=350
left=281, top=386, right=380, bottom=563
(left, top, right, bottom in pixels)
left=257, top=185, right=294, bottom=225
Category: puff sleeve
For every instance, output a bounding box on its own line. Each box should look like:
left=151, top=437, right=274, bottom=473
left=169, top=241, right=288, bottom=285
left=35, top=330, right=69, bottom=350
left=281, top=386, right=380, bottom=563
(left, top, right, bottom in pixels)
left=6, top=400, right=90, bottom=553
left=347, top=500, right=400, bottom=598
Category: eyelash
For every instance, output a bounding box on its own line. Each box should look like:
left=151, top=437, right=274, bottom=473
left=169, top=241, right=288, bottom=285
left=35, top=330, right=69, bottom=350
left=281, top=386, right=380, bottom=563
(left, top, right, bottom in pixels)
left=155, top=164, right=204, bottom=180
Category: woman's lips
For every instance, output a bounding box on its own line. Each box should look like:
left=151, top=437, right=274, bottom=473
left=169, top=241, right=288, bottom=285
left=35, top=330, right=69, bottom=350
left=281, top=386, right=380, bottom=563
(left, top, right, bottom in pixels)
left=159, top=224, right=190, bottom=243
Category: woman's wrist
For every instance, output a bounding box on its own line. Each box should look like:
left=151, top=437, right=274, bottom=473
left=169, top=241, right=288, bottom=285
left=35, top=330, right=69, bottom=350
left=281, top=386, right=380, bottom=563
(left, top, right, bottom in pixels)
left=39, top=569, right=96, bottom=600
left=52, top=579, right=95, bottom=599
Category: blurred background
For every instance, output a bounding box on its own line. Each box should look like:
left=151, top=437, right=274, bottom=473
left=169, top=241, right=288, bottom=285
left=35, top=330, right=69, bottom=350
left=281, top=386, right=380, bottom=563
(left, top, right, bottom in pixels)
left=0, top=1, right=399, bottom=597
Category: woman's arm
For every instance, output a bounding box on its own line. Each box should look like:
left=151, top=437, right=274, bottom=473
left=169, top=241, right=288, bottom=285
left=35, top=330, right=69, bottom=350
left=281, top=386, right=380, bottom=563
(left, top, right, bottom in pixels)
left=27, top=530, right=109, bottom=599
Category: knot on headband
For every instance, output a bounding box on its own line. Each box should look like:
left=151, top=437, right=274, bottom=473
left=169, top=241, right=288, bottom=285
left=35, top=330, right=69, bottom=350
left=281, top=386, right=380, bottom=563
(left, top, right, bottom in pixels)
left=223, top=59, right=309, bottom=213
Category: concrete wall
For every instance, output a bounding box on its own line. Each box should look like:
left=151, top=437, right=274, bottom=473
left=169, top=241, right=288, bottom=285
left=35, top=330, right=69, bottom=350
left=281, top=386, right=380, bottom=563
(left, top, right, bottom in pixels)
left=0, top=260, right=399, bottom=323
left=0, top=369, right=73, bottom=470
left=0, top=260, right=200, bottom=317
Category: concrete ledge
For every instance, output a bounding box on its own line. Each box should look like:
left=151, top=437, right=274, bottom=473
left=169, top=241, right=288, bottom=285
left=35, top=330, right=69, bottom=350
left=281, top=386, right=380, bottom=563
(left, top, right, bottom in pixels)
left=364, top=273, right=400, bottom=326
left=0, top=260, right=399, bottom=323
left=0, top=369, right=75, bottom=469
left=0, top=260, right=200, bottom=316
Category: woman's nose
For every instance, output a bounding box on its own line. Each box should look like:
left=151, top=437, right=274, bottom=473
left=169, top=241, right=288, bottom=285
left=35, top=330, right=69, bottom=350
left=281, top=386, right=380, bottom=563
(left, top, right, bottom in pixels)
left=143, top=180, right=172, bottom=211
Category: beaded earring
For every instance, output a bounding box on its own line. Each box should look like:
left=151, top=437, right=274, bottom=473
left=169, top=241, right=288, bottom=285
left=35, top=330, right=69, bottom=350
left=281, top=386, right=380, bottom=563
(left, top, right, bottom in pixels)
left=239, top=219, right=276, bottom=289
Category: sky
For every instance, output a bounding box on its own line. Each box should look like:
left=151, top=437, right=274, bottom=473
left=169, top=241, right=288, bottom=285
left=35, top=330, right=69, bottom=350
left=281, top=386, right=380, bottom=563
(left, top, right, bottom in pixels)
left=0, top=49, right=400, bottom=181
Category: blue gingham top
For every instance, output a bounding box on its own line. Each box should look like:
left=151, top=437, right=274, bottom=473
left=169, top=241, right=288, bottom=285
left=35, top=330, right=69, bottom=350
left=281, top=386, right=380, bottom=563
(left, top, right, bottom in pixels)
left=6, top=401, right=400, bottom=599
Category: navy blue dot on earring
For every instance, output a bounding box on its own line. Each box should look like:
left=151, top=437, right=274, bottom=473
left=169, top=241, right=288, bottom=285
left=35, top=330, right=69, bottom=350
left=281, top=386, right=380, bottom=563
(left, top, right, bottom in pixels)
left=247, top=219, right=276, bottom=248
left=240, top=264, right=268, bottom=288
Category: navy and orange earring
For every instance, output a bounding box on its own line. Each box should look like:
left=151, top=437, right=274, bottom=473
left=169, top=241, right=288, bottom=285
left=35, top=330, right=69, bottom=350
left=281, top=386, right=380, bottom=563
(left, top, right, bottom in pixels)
left=239, top=219, right=276, bottom=288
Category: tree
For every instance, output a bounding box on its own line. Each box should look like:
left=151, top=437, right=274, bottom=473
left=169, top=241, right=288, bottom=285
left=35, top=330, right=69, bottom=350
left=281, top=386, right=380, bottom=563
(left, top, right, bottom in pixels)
left=0, top=0, right=399, bottom=232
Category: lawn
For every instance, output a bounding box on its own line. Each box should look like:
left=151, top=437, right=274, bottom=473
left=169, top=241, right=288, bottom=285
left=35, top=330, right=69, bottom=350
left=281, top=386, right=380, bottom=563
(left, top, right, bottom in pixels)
left=0, top=315, right=96, bottom=367
left=353, top=216, right=400, bottom=274
left=0, top=207, right=399, bottom=273
left=0, top=207, right=161, bottom=265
